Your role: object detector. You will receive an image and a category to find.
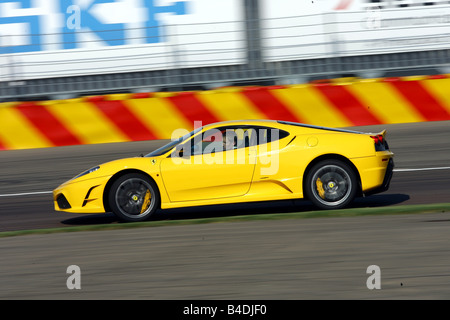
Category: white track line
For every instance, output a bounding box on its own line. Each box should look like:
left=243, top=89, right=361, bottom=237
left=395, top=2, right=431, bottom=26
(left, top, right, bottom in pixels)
left=0, top=191, right=53, bottom=198
left=394, top=167, right=450, bottom=172
left=0, top=166, right=449, bottom=198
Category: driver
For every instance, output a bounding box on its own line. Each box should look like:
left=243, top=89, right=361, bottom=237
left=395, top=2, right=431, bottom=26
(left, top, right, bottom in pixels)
left=222, top=133, right=236, bottom=151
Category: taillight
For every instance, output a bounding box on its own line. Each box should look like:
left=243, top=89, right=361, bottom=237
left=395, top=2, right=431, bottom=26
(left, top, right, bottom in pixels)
left=371, top=134, right=389, bottom=151
left=371, top=134, right=383, bottom=144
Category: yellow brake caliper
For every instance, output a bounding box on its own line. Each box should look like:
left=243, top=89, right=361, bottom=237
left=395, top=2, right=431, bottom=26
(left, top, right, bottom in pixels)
left=140, top=190, right=152, bottom=214
left=316, top=178, right=325, bottom=199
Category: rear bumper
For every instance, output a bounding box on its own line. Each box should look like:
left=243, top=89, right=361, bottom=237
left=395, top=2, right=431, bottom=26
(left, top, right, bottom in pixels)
left=364, top=158, right=394, bottom=196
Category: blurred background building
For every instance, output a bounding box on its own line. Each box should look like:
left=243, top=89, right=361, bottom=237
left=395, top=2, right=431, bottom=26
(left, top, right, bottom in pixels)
left=1, top=0, right=450, bottom=102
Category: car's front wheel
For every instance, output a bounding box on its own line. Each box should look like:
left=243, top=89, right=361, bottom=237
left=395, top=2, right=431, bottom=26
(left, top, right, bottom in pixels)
left=305, top=159, right=357, bottom=210
left=108, top=173, right=160, bottom=222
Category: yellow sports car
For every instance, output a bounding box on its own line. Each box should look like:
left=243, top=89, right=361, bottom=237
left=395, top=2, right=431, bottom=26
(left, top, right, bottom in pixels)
left=53, top=120, right=394, bottom=222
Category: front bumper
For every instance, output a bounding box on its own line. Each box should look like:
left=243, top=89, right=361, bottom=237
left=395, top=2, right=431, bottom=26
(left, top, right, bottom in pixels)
left=53, top=175, right=110, bottom=213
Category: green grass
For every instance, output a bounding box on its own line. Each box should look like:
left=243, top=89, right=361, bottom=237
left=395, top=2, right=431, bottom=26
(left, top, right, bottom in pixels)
left=1, top=202, right=450, bottom=238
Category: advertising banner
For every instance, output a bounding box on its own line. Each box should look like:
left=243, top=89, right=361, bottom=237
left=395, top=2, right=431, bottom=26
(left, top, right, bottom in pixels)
left=0, top=0, right=245, bottom=81
left=260, top=0, right=450, bottom=61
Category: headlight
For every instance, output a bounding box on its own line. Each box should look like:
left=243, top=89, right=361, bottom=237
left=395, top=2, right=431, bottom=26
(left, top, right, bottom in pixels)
left=73, top=166, right=100, bottom=180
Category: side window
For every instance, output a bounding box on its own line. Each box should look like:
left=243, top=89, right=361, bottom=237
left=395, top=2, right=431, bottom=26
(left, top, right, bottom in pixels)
left=190, top=126, right=259, bottom=155
left=180, top=126, right=289, bottom=156
left=199, top=127, right=248, bottom=154
left=199, top=129, right=224, bottom=154
left=257, top=127, right=290, bottom=145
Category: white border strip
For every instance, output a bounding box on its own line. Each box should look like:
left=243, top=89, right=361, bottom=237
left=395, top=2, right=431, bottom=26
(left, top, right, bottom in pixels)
left=0, top=191, right=52, bottom=198
left=394, top=167, right=450, bottom=172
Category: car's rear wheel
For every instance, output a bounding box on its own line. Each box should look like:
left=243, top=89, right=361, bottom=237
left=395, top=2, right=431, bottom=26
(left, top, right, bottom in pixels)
left=108, top=173, right=160, bottom=222
left=305, top=159, right=357, bottom=210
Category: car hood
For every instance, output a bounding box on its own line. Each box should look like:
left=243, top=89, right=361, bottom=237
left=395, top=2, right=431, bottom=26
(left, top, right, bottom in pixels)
left=61, top=156, right=162, bottom=186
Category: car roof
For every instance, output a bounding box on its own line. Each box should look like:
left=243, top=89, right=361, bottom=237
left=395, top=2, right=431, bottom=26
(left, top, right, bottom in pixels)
left=202, top=120, right=363, bottom=135
left=203, top=119, right=277, bottom=127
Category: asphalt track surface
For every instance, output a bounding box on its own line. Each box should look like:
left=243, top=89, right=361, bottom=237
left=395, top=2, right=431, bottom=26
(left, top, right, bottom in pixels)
left=1, top=120, right=450, bottom=299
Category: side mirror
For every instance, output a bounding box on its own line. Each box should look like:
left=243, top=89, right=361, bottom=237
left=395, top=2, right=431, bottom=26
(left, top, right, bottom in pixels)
left=173, top=145, right=184, bottom=158
left=173, top=145, right=189, bottom=158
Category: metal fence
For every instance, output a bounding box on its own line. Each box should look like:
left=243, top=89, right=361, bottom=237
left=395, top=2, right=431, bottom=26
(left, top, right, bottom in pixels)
left=1, top=0, right=450, bottom=101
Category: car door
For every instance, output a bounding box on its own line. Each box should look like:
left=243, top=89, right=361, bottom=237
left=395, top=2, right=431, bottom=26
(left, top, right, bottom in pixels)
left=160, top=126, right=257, bottom=202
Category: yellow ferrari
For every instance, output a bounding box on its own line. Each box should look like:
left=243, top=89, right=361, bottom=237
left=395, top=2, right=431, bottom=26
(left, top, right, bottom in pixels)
left=53, top=120, right=394, bottom=222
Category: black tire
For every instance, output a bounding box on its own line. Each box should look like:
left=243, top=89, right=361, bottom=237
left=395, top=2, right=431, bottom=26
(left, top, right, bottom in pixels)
left=108, top=173, right=160, bottom=222
left=304, top=159, right=357, bottom=210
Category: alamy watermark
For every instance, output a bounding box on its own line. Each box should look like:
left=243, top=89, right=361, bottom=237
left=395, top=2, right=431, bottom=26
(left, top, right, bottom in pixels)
left=66, top=5, right=81, bottom=30
left=167, top=121, right=281, bottom=175
left=366, top=265, right=381, bottom=290
left=66, top=265, right=81, bottom=290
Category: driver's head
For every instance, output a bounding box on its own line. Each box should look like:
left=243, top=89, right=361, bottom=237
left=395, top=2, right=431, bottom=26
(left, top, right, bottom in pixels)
left=223, top=133, right=235, bottom=150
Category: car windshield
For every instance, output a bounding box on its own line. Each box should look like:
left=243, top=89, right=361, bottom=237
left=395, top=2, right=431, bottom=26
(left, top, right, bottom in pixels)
left=144, top=127, right=202, bottom=157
